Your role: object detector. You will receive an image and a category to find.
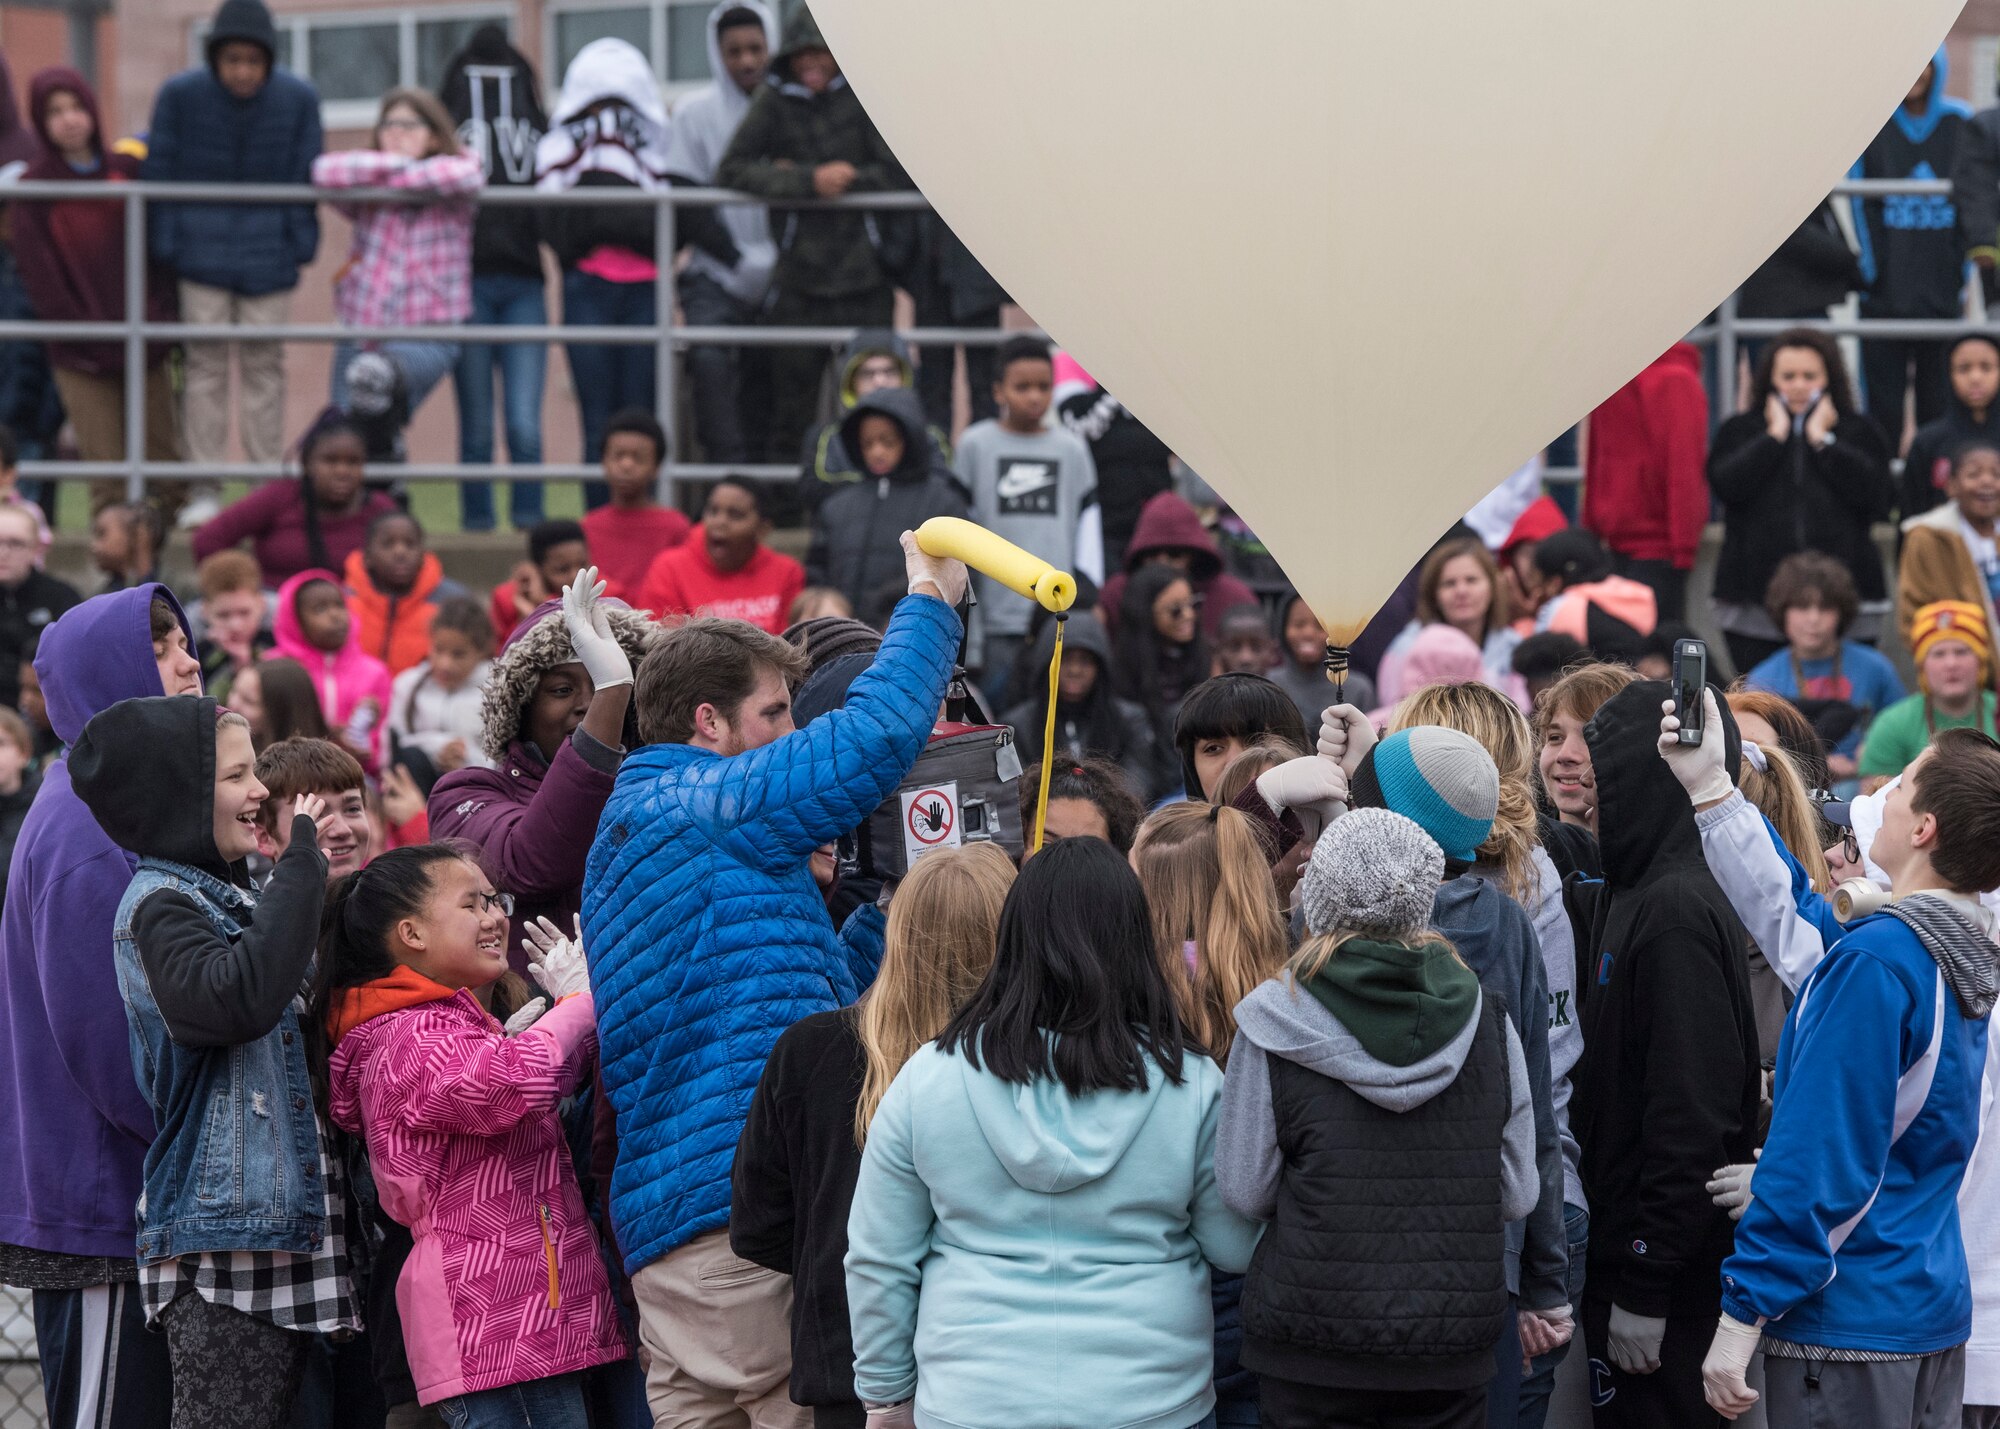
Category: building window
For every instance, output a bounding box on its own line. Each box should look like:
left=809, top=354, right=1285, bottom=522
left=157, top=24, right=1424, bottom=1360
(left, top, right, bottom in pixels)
left=544, top=0, right=716, bottom=91
left=195, top=8, right=511, bottom=127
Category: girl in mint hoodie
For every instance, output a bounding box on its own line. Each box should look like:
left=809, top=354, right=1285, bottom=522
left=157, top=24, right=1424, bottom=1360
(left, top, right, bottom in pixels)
left=844, top=836, right=1261, bottom=1429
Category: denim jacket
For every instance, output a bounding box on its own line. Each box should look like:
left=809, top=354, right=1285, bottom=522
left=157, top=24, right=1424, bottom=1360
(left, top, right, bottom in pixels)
left=113, top=859, right=325, bottom=1261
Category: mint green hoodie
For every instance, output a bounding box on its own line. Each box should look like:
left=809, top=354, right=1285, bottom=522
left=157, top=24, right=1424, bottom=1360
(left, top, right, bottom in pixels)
left=844, top=1042, right=1261, bottom=1429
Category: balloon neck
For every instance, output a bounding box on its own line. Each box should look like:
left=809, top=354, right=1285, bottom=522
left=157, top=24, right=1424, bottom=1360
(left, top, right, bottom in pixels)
left=1322, top=643, right=1351, bottom=701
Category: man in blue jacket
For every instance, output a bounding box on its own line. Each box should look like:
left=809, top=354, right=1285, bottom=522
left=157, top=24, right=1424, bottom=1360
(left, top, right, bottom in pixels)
left=0, top=586, right=203, bottom=1429
left=583, top=530, right=965, bottom=1428
left=144, top=0, right=320, bottom=487
left=1661, top=694, right=2000, bottom=1427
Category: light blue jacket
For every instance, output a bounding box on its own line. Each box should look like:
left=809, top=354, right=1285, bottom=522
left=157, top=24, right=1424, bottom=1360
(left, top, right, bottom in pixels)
left=583, top=593, right=959, bottom=1272
left=845, top=1042, right=1261, bottom=1429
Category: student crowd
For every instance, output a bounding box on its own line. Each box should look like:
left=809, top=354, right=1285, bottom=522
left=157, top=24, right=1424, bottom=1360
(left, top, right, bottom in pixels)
left=0, top=11, right=1999, bottom=1429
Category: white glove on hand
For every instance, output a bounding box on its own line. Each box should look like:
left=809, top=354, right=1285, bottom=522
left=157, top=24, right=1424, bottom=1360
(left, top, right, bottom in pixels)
left=523, top=915, right=591, bottom=1001
left=501, top=997, right=548, bottom=1036
left=1316, top=703, right=1377, bottom=780
left=1656, top=691, right=1733, bottom=806
left=1707, top=1149, right=1761, bottom=1221
left=900, top=530, right=968, bottom=606
left=1607, top=1303, right=1667, bottom=1375
left=1702, top=1313, right=1763, bottom=1419
left=863, top=1403, right=916, bottom=1429
left=562, top=566, right=633, bottom=692
left=1256, top=755, right=1350, bottom=840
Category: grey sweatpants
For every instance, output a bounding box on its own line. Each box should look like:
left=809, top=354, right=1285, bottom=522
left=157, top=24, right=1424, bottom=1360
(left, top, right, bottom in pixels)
left=1763, top=1347, right=1964, bottom=1429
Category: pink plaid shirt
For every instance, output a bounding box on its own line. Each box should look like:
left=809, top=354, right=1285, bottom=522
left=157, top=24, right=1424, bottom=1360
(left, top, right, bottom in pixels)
left=312, top=150, right=483, bottom=329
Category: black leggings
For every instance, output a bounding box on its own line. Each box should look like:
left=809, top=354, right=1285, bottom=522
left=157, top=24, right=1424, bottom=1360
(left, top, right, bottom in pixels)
left=161, top=1293, right=310, bottom=1429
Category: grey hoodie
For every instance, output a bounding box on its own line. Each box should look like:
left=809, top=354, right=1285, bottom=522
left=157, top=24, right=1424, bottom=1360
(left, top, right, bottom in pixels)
left=1217, top=976, right=1539, bottom=1228
left=664, top=0, right=780, bottom=303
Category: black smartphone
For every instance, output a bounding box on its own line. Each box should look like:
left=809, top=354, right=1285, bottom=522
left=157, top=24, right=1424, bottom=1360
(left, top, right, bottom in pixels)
left=1672, top=638, right=1707, bottom=746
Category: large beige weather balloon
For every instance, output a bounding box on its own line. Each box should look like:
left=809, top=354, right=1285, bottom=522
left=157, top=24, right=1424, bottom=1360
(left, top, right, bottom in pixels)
left=811, top=0, right=1962, bottom=642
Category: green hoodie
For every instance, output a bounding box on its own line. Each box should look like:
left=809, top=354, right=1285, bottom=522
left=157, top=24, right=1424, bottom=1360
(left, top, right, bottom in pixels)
left=1301, top=938, right=1480, bottom=1067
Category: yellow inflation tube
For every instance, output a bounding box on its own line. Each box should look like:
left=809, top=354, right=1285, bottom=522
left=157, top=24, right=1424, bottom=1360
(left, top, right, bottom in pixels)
left=915, top=517, right=1077, bottom=852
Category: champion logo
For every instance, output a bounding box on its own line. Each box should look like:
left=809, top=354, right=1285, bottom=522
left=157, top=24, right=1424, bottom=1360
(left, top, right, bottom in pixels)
left=1632, top=1239, right=1648, bottom=1256
left=1590, top=1359, right=1616, bottom=1406
left=455, top=799, right=487, bottom=817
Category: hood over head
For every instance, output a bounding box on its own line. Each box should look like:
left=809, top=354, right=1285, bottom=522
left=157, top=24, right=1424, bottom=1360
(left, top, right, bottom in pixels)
left=205, top=0, right=279, bottom=70
left=70, top=696, right=234, bottom=874
left=1124, top=491, right=1223, bottom=581
left=550, top=37, right=666, bottom=128
left=271, top=568, right=357, bottom=662
left=704, top=0, right=778, bottom=101
left=838, top=387, right=935, bottom=484
left=1030, top=607, right=1111, bottom=673
left=1400, top=624, right=1487, bottom=691
left=958, top=1044, right=1179, bottom=1193
left=1586, top=678, right=1740, bottom=889
left=439, top=22, right=547, bottom=135
left=38, top=584, right=197, bottom=745
left=26, top=68, right=103, bottom=171
left=1500, top=495, right=1568, bottom=560
left=1236, top=958, right=1484, bottom=1109
left=836, top=328, right=915, bottom=406
left=773, top=4, right=828, bottom=70
left=480, top=597, right=657, bottom=761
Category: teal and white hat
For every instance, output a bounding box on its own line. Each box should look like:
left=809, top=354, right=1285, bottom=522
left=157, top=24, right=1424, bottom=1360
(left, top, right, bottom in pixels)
left=1353, top=725, right=1500, bottom=864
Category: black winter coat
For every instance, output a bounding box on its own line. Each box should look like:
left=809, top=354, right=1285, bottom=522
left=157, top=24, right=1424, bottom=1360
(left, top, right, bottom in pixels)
left=805, top=389, right=969, bottom=610
left=1901, top=388, right=2000, bottom=522
left=0, top=569, right=79, bottom=708
left=440, top=26, right=548, bottom=280
left=1571, top=683, right=1759, bottom=1319
left=729, top=1007, right=866, bottom=1415
left=1708, top=409, right=1894, bottom=605
left=1738, top=199, right=1862, bottom=319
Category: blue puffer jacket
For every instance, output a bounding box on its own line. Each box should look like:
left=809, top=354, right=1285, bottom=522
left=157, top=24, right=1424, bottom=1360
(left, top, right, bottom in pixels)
left=583, top=593, right=960, bottom=1272
left=143, top=65, right=322, bottom=295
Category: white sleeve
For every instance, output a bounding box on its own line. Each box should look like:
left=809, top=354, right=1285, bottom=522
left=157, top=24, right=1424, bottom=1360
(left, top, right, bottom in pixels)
left=1693, top=790, right=1841, bottom=993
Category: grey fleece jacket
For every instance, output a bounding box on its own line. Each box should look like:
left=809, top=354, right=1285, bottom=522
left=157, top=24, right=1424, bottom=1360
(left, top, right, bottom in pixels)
left=1217, top=975, right=1540, bottom=1229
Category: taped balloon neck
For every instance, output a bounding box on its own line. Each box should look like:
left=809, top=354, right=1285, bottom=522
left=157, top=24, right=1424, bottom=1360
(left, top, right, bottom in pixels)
left=1322, top=642, right=1351, bottom=699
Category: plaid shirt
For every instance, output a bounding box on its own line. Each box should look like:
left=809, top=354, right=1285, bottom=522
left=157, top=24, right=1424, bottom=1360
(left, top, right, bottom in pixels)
left=311, top=150, right=482, bottom=329
left=141, top=1116, right=361, bottom=1335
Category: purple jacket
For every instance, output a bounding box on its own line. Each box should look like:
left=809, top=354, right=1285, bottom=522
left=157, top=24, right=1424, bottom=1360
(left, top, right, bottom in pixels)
left=0, top=585, right=197, bottom=1260
left=429, top=732, right=621, bottom=973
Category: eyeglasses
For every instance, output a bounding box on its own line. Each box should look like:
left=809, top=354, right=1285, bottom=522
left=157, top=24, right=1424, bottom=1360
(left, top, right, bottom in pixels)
left=379, top=117, right=429, bottom=133
left=1161, top=595, right=1206, bottom=620
left=1839, top=830, right=1860, bottom=865
left=478, top=891, right=515, bottom=916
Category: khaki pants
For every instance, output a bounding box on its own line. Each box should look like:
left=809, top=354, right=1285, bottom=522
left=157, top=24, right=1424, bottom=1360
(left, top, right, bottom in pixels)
left=630, top=1230, right=809, bottom=1429
left=179, top=280, right=290, bottom=464
left=52, top=364, right=191, bottom=518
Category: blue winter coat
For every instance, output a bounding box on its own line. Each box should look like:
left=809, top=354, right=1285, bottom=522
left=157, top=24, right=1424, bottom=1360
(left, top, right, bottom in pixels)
left=143, top=66, right=322, bottom=295
left=583, top=592, right=960, bottom=1272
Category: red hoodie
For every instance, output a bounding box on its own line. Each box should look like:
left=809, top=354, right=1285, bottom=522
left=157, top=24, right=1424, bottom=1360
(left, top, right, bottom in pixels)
left=1098, top=491, right=1260, bottom=637
left=638, top=529, right=804, bottom=635
left=1582, top=343, right=1710, bottom=570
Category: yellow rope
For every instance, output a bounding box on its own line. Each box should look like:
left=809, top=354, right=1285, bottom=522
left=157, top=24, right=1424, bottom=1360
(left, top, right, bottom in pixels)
left=1033, top=614, right=1068, bottom=853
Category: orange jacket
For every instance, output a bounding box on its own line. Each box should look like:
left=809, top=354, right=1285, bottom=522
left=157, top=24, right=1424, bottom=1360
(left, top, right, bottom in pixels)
left=344, top=548, right=454, bottom=676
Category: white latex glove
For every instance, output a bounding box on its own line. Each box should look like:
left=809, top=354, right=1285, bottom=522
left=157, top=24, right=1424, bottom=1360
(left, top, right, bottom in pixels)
left=863, top=1404, right=916, bottom=1429
left=562, top=566, right=633, bottom=692
left=1517, top=1302, right=1574, bottom=1361
left=1656, top=691, right=1732, bottom=806
left=1316, top=703, right=1377, bottom=780
left=900, top=530, right=968, bottom=606
left=501, top=997, right=548, bottom=1036
left=523, top=915, right=591, bottom=1001
left=1607, top=1303, right=1667, bottom=1375
left=1702, top=1313, right=1763, bottom=1419
left=1256, top=755, right=1349, bottom=841
left=1706, top=1149, right=1761, bottom=1221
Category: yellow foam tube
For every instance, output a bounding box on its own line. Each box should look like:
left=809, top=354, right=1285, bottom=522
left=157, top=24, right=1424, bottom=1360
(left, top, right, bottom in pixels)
left=915, top=517, right=1076, bottom=613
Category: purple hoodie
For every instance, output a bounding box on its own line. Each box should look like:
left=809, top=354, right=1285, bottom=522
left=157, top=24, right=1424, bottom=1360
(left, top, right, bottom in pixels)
left=0, top=585, right=196, bottom=1260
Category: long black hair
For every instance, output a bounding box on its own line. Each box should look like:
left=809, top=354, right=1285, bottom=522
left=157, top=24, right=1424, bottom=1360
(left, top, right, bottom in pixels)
left=1113, top=563, right=1210, bottom=715
left=296, top=408, right=368, bottom=574
left=937, top=836, right=1192, bottom=1096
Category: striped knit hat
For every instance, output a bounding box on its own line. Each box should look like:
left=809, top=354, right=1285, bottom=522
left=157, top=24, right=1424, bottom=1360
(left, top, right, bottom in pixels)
left=1911, top=600, right=1991, bottom=685
left=1351, top=725, right=1499, bottom=864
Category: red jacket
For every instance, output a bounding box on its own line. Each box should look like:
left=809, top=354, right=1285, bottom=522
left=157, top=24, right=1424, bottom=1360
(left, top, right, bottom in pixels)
left=581, top=504, right=691, bottom=605
left=637, top=531, right=804, bottom=635
left=1583, top=343, right=1710, bottom=570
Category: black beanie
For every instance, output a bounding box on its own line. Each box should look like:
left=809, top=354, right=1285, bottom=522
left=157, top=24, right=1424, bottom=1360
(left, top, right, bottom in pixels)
left=783, top=616, right=881, bottom=675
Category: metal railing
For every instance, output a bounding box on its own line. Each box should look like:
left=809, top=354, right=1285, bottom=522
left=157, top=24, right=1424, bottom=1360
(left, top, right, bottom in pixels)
left=0, top=173, right=1965, bottom=503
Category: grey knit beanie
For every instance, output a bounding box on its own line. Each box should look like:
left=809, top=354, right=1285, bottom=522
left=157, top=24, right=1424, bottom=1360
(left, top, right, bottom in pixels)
left=1301, top=807, right=1445, bottom=939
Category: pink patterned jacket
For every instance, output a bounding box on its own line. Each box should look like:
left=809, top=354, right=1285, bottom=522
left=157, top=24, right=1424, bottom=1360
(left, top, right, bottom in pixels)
left=329, top=976, right=626, bottom=1404
left=310, top=150, right=482, bottom=329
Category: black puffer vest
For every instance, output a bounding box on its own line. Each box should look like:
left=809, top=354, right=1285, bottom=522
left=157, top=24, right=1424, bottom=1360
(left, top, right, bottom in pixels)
left=1240, top=1000, right=1512, bottom=1392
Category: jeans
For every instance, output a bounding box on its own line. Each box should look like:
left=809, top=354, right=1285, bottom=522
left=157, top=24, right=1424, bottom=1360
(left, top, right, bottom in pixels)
left=1516, top=1203, right=1588, bottom=1429
left=332, top=339, right=460, bottom=413
left=680, top=269, right=765, bottom=465
left=456, top=270, right=548, bottom=529
left=438, top=1373, right=590, bottom=1429
left=563, top=269, right=658, bottom=508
